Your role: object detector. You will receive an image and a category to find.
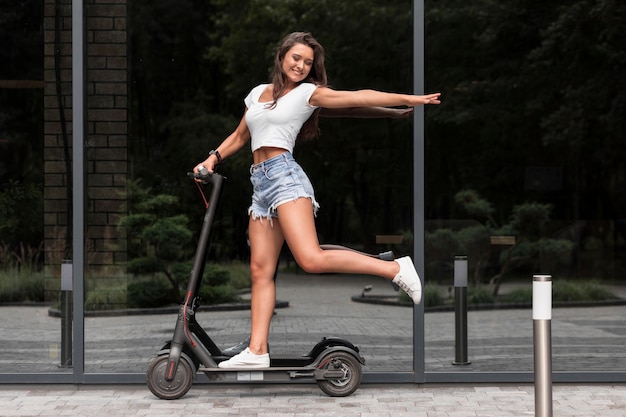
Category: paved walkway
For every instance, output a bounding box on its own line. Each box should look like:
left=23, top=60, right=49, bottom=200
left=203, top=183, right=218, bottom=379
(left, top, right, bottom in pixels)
left=1, top=273, right=625, bottom=416
left=1, top=273, right=624, bottom=374
left=1, top=383, right=625, bottom=416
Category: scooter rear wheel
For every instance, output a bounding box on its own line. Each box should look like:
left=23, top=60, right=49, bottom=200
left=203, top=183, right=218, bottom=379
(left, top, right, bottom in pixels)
left=146, top=353, right=194, bottom=400
left=316, top=351, right=362, bottom=397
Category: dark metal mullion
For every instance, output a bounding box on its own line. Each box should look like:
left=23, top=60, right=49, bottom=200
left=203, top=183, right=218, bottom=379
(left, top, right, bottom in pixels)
left=413, top=0, right=426, bottom=383
left=71, top=0, right=87, bottom=383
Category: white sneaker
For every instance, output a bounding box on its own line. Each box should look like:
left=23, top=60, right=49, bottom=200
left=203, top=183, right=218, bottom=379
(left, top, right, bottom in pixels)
left=218, top=348, right=269, bottom=369
left=392, top=256, right=422, bottom=304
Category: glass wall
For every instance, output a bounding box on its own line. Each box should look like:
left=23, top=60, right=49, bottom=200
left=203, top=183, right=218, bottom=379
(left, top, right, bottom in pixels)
left=1, top=0, right=624, bottom=384
left=0, top=0, right=73, bottom=376
left=81, top=0, right=417, bottom=376
left=422, top=0, right=626, bottom=378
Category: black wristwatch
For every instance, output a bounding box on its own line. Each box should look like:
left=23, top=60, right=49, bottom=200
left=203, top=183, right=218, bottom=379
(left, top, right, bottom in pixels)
left=209, top=149, right=222, bottom=164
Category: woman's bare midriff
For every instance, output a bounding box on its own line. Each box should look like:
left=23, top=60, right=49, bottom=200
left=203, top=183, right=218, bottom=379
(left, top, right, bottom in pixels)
left=253, top=146, right=288, bottom=164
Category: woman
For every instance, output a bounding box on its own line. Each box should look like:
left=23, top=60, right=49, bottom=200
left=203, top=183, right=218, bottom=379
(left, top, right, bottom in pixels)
left=194, top=32, right=441, bottom=369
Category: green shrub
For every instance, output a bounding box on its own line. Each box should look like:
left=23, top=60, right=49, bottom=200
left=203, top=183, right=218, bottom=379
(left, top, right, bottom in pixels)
left=198, top=263, right=240, bottom=304
left=124, top=263, right=244, bottom=309
left=500, top=280, right=616, bottom=304
left=85, top=284, right=128, bottom=311
left=0, top=268, right=44, bottom=302
left=502, top=288, right=533, bottom=304
left=424, top=285, right=444, bottom=307
left=127, top=276, right=174, bottom=308
left=578, top=281, right=617, bottom=301
left=203, top=263, right=230, bottom=286
left=199, top=284, right=238, bottom=304
left=0, top=241, right=45, bottom=303
left=222, top=261, right=252, bottom=289
left=398, top=285, right=444, bottom=306
left=468, top=285, right=495, bottom=304
left=173, top=261, right=250, bottom=292
left=397, top=291, right=411, bottom=303
left=552, top=280, right=616, bottom=302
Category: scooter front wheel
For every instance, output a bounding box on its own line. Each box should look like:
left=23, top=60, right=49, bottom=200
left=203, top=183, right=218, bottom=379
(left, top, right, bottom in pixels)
left=316, top=351, right=363, bottom=397
left=146, top=353, right=195, bottom=400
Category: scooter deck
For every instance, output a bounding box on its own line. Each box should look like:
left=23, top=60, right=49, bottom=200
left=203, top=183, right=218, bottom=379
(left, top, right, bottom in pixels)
left=198, top=364, right=345, bottom=382
left=198, top=353, right=347, bottom=380
left=199, top=365, right=315, bottom=372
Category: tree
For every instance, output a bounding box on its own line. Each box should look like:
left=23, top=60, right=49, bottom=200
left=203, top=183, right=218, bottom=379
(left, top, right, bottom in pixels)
left=527, top=0, right=626, bottom=239
left=426, top=190, right=575, bottom=295
left=0, top=0, right=44, bottom=253
left=118, top=181, right=193, bottom=303
left=206, top=0, right=416, bottom=248
left=423, top=0, right=625, bottom=280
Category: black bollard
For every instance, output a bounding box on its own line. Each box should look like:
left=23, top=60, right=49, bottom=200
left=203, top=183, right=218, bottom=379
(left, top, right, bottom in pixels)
left=60, top=260, right=73, bottom=368
left=452, top=256, right=471, bottom=365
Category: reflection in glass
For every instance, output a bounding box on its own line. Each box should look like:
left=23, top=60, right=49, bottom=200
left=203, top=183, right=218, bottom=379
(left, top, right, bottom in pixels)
left=83, top=1, right=417, bottom=374
left=0, top=0, right=69, bottom=373
left=424, top=210, right=626, bottom=373
left=423, top=0, right=626, bottom=373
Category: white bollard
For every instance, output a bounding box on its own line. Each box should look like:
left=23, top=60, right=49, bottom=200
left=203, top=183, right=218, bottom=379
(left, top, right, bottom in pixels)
left=533, top=275, right=553, bottom=417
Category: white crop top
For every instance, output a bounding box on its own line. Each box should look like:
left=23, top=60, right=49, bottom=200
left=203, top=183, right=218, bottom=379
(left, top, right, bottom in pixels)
left=244, top=83, right=319, bottom=153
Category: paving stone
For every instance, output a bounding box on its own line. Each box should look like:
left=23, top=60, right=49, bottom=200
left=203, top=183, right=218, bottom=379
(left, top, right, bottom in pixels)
left=1, top=384, right=626, bottom=417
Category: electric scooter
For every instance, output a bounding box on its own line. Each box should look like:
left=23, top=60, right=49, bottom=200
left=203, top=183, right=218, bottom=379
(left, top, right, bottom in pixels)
left=146, top=169, right=394, bottom=399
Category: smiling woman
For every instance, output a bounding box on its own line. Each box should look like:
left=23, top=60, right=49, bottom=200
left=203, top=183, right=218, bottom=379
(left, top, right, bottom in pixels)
left=279, top=44, right=316, bottom=87
left=193, top=31, right=440, bottom=369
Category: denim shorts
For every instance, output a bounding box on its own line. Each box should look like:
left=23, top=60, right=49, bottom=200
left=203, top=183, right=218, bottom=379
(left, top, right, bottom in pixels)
left=248, top=152, right=320, bottom=222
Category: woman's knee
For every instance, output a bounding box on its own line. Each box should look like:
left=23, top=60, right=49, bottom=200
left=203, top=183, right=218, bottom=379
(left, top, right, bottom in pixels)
left=250, top=261, right=276, bottom=284
left=293, top=252, right=325, bottom=274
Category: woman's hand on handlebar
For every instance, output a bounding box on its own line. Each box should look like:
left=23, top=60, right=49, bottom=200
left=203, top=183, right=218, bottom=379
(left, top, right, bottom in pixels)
left=193, top=154, right=219, bottom=180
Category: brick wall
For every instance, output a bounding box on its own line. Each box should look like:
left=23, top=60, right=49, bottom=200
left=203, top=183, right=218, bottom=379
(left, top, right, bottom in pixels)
left=43, top=0, right=72, bottom=300
left=44, top=0, right=128, bottom=307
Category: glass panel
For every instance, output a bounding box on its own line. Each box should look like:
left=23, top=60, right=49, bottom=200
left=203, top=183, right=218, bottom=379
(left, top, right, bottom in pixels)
left=0, top=0, right=71, bottom=374
left=424, top=0, right=626, bottom=374
left=83, top=0, right=416, bottom=374
left=82, top=0, right=134, bottom=373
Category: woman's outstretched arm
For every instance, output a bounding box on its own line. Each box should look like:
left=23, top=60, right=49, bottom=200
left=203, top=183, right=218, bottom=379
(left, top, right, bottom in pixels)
left=319, top=106, right=413, bottom=119
left=310, top=87, right=441, bottom=109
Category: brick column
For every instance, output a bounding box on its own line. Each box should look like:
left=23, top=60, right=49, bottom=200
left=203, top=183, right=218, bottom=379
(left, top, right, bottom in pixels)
left=85, top=0, right=128, bottom=299
left=43, top=0, right=73, bottom=301
left=44, top=0, right=129, bottom=308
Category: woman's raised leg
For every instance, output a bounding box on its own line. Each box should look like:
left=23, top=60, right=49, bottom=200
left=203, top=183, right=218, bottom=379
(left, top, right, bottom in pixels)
left=277, top=198, right=422, bottom=302
left=276, top=199, right=396, bottom=276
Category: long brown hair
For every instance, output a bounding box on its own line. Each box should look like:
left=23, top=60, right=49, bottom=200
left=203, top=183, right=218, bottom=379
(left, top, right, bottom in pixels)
left=270, top=32, right=328, bottom=141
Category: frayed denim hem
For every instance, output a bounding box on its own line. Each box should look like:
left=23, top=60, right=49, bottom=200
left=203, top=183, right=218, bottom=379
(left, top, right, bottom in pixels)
left=248, top=195, right=319, bottom=227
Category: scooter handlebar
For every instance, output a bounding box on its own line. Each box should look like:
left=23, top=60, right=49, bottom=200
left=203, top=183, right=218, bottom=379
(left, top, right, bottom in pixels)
left=188, top=165, right=214, bottom=183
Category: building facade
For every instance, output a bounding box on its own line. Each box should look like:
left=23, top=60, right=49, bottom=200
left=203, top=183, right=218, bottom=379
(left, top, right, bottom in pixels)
left=1, top=0, right=624, bottom=386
